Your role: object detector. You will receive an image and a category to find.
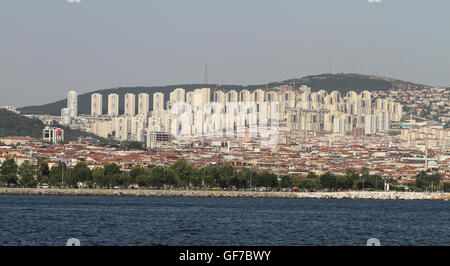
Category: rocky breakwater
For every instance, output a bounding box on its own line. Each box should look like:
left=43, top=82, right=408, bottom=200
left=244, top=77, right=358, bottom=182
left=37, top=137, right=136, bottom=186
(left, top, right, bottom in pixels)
left=0, top=188, right=449, bottom=201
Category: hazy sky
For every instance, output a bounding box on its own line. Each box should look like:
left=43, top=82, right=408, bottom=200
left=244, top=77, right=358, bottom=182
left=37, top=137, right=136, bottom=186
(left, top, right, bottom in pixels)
left=1, top=0, right=449, bottom=107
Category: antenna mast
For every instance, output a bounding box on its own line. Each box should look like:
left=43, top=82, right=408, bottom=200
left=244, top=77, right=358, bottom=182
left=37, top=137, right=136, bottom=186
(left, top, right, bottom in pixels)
left=204, top=58, right=208, bottom=85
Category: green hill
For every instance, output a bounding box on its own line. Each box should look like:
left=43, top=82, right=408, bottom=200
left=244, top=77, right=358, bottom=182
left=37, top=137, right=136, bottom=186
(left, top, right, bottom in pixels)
left=0, top=109, right=109, bottom=144
left=18, top=73, right=429, bottom=116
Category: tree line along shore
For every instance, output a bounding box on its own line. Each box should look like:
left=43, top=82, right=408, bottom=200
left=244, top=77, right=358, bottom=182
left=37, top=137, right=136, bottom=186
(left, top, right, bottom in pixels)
left=1, top=158, right=449, bottom=193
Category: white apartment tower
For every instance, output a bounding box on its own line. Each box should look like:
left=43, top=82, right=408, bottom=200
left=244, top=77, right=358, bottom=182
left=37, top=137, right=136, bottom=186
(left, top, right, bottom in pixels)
left=364, top=115, right=378, bottom=135
left=252, top=89, right=265, bottom=102
left=67, top=90, right=78, bottom=118
left=61, top=108, right=71, bottom=125
left=186, top=91, right=194, bottom=105
left=377, top=110, right=391, bottom=133
left=193, top=88, right=211, bottom=106
left=114, top=117, right=130, bottom=141
left=138, top=93, right=150, bottom=116
left=153, top=92, right=165, bottom=117
left=239, top=90, right=251, bottom=102
left=167, top=88, right=186, bottom=109
left=214, top=91, right=226, bottom=106
left=91, top=93, right=103, bottom=117
left=108, top=93, right=119, bottom=117
left=170, top=88, right=186, bottom=103
left=226, top=90, right=238, bottom=103
left=124, top=93, right=136, bottom=116
left=333, top=117, right=347, bottom=135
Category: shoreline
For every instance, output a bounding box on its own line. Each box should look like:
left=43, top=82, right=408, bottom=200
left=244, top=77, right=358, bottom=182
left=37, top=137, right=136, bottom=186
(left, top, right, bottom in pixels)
left=0, top=188, right=449, bottom=201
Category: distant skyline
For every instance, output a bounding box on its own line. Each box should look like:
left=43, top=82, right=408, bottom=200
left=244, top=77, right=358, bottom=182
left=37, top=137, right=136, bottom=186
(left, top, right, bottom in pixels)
left=0, top=0, right=449, bottom=107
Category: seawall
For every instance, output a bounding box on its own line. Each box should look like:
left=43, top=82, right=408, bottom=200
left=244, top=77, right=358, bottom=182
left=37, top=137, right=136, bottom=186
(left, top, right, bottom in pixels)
left=0, top=188, right=449, bottom=201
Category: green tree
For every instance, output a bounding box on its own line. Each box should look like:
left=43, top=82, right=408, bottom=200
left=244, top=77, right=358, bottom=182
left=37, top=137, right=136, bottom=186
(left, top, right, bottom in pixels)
left=1, top=158, right=18, bottom=186
left=360, top=167, right=370, bottom=189
left=280, top=175, right=294, bottom=188
left=306, top=172, right=318, bottom=179
left=234, top=170, right=249, bottom=189
left=228, top=170, right=242, bottom=189
left=1, top=157, right=18, bottom=176
left=427, top=173, right=442, bottom=191
left=49, top=162, right=68, bottom=187
left=366, top=174, right=384, bottom=190
left=151, top=166, right=178, bottom=187
left=110, top=173, right=127, bottom=187
left=104, top=163, right=121, bottom=176
left=104, top=163, right=122, bottom=188
left=415, top=171, right=427, bottom=189
left=19, top=160, right=36, bottom=187
left=345, top=168, right=360, bottom=180
left=444, top=183, right=450, bottom=193
left=299, top=178, right=320, bottom=191
left=196, top=167, right=213, bottom=188
left=61, top=168, right=77, bottom=188
left=203, top=166, right=219, bottom=188
left=336, top=175, right=353, bottom=190
left=171, top=160, right=194, bottom=187
left=150, top=166, right=166, bottom=186
left=0, top=173, right=18, bottom=186
left=217, top=164, right=235, bottom=188
left=123, top=141, right=145, bottom=150
left=130, top=166, right=146, bottom=185
left=257, top=171, right=278, bottom=188
left=320, top=172, right=337, bottom=190
left=188, top=167, right=203, bottom=187
left=292, top=176, right=304, bottom=188
left=415, top=171, right=442, bottom=191
left=38, top=162, right=50, bottom=185
left=92, top=167, right=107, bottom=188
left=136, top=174, right=151, bottom=187
left=71, top=163, right=92, bottom=187
left=236, top=168, right=256, bottom=189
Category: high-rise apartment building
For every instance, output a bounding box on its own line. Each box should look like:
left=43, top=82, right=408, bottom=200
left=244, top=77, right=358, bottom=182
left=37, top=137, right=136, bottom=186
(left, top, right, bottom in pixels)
left=193, top=88, right=211, bottom=106
left=153, top=92, right=165, bottom=117
left=364, top=115, right=378, bottom=135
left=138, top=93, right=150, bottom=116
left=91, top=93, right=103, bottom=117
left=61, top=108, right=71, bottom=125
left=333, top=117, right=347, bottom=135
left=239, top=90, right=251, bottom=102
left=214, top=91, right=226, bottom=106
left=108, top=93, right=119, bottom=117
left=114, top=117, right=130, bottom=141
left=252, top=89, right=265, bottom=102
left=124, top=93, right=136, bottom=116
left=67, top=90, right=78, bottom=118
left=170, top=88, right=186, bottom=103
left=226, top=90, right=238, bottom=103
left=377, top=110, right=391, bottom=133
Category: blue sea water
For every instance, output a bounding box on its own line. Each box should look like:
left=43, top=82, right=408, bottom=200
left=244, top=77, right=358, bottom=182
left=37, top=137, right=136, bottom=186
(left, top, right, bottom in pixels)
left=0, top=195, right=448, bottom=246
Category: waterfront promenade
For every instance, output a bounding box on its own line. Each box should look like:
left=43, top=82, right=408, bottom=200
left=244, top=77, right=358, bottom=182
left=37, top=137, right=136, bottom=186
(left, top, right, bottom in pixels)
left=0, top=188, right=449, bottom=201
